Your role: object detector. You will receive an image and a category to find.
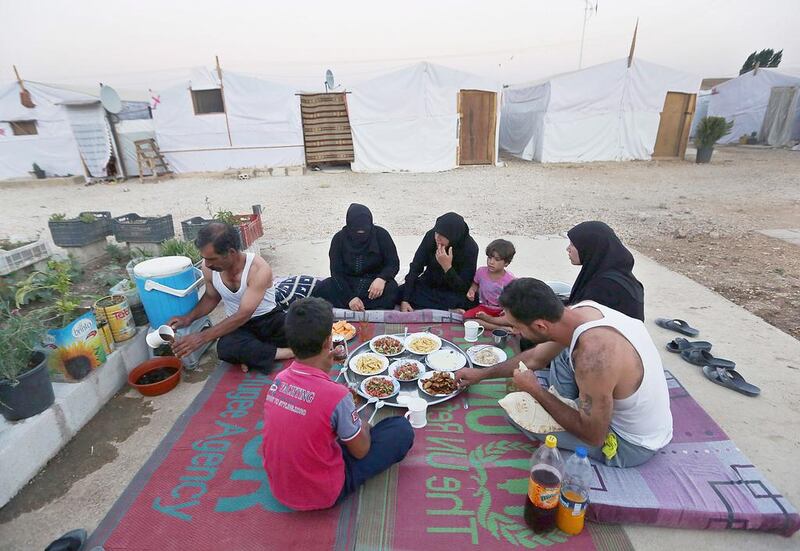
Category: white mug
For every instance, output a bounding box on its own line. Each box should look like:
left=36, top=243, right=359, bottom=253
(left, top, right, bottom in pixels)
left=404, top=397, right=429, bottom=429
left=464, top=320, right=485, bottom=342
left=146, top=324, right=175, bottom=348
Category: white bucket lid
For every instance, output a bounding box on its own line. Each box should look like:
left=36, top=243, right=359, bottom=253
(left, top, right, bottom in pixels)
left=133, top=256, right=192, bottom=279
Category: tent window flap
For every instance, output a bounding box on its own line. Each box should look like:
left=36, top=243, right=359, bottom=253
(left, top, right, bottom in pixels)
left=10, top=120, right=37, bottom=135
left=191, top=89, right=225, bottom=115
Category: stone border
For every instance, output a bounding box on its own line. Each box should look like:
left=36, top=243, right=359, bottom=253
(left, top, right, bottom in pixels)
left=0, top=328, right=150, bottom=507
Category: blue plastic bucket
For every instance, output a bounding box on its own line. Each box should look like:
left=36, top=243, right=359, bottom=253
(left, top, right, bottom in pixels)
left=133, top=256, right=203, bottom=328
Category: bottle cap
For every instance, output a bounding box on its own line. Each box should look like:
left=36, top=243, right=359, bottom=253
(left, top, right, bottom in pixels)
left=545, top=434, right=557, bottom=448
left=576, top=446, right=587, bottom=459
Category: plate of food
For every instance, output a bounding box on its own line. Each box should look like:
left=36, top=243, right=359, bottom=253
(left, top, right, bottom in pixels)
left=332, top=320, right=357, bottom=341
left=369, top=334, right=405, bottom=356
left=418, top=371, right=458, bottom=397
left=360, top=375, right=400, bottom=400
left=405, top=332, right=442, bottom=355
left=466, top=345, right=507, bottom=367
left=389, top=359, right=425, bottom=382
left=425, top=348, right=467, bottom=372
left=349, top=353, right=389, bottom=376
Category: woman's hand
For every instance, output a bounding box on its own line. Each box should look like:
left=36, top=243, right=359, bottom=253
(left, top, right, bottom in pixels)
left=466, top=288, right=476, bottom=301
left=348, top=297, right=365, bottom=312
left=368, top=278, right=386, bottom=300
left=400, top=301, right=414, bottom=313
left=435, top=245, right=453, bottom=272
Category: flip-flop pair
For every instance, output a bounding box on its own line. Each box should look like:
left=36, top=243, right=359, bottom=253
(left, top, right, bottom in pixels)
left=660, top=321, right=760, bottom=397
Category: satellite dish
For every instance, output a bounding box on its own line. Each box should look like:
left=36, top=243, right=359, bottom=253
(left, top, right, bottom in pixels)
left=100, top=84, right=122, bottom=114
left=325, top=69, right=335, bottom=92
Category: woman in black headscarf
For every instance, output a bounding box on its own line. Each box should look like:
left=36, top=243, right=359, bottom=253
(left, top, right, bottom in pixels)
left=398, top=212, right=479, bottom=312
left=312, top=204, right=400, bottom=311
left=566, top=221, right=644, bottom=320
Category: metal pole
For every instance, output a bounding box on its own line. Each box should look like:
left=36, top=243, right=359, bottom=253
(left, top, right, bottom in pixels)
left=578, top=2, right=589, bottom=69
left=216, top=55, right=233, bottom=147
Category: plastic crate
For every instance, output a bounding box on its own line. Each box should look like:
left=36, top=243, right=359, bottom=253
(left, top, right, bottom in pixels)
left=181, top=216, right=213, bottom=242
left=112, top=213, right=175, bottom=244
left=48, top=211, right=112, bottom=247
left=235, top=212, right=264, bottom=249
left=0, top=240, right=51, bottom=276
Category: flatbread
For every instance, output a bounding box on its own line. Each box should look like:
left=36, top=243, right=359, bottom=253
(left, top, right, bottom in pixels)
left=499, top=385, right=578, bottom=434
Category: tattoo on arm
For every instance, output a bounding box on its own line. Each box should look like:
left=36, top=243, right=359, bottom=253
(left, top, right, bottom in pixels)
left=580, top=395, right=593, bottom=416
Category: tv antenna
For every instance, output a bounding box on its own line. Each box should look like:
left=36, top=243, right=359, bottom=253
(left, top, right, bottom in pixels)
left=578, top=0, right=599, bottom=69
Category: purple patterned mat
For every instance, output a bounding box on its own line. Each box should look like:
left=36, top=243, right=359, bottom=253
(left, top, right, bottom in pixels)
left=572, top=371, right=799, bottom=536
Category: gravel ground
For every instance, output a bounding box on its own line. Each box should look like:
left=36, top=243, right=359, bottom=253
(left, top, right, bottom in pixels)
left=1, top=145, right=798, bottom=336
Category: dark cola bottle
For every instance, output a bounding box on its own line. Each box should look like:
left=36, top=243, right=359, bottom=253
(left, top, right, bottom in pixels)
left=523, top=434, right=564, bottom=533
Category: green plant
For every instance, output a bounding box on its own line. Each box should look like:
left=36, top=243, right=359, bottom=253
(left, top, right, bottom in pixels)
left=205, top=196, right=239, bottom=226
left=105, top=243, right=130, bottom=263
left=0, top=301, right=46, bottom=383
left=130, top=247, right=154, bottom=260
left=694, top=116, right=734, bottom=149
left=740, top=48, right=782, bottom=75
left=15, top=260, right=84, bottom=327
left=159, top=238, right=201, bottom=263
left=92, top=265, right=126, bottom=289
left=49, top=213, right=67, bottom=222
left=79, top=212, right=97, bottom=224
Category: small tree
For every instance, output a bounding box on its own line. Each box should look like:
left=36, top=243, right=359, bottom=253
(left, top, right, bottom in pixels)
left=740, top=48, right=783, bottom=75
left=695, top=116, right=734, bottom=149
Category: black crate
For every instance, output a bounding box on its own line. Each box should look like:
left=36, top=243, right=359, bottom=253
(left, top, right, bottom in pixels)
left=181, top=217, right=214, bottom=242
left=112, top=213, right=174, bottom=244
left=48, top=211, right=112, bottom=247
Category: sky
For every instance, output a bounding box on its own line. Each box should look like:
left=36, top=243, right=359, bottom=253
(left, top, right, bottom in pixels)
left=1, top=0, right=799, bottom=91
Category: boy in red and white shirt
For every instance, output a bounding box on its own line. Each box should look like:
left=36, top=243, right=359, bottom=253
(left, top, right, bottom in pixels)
left=262, top=297, right=414, bottom=510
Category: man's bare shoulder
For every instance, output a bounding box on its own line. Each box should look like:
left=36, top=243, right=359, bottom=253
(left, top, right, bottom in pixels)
left=572, top=327, right=622, bottom=373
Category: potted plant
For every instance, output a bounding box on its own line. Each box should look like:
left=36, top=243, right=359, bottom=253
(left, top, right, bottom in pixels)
left=0, top=302, right=55, bottom=421
left=48, top=211, right=112, bottom=248
left=694, top=116, right=734, bottom=164
left=15, top=260, right=107, bottom=381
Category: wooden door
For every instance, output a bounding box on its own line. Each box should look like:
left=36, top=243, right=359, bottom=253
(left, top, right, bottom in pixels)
left=299, top=93, right=354, bottom=165
left=653, top=92, right=696, bottom=159
left=458, top=90, right=497, bottom=165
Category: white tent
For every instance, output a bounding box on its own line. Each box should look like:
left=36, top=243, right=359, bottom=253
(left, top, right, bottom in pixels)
left=706, top=68, right=800, bottom=145
left=152, top=68, right=304, bottom=173
left=499, top=58, right=701, bottom=163
left=0, top=82, right=112, bottom=180
left=347, top=62, right=502, bottom=173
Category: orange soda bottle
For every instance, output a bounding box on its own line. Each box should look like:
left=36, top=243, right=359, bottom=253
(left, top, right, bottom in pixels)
left=524, top=434, right=563, bottom=533
left=556, top=446, right=592, bottom=535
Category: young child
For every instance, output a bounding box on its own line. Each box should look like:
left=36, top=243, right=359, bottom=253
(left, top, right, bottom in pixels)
left=262, top=297, right=414, bottom=511
left=464, top=239, right=516, bottom=331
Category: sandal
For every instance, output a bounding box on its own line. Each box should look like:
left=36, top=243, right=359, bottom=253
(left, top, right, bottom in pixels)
left=703, top=366, right=761, bottom=397
left=655, top=318, right=699, bottom=337
left=680, top=349, right=736, bottom=370
left=666, top=338, right=712, bottom=353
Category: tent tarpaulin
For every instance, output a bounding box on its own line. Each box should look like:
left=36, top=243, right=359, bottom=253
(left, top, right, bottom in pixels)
left=707, top=68, right=800, bottom=145
left=347, top=62, right=502, bottom=173
left=0, top=82, right=100, bottom=180
left=500, top=58, right=701, bottom=163
left=153, top=69, right=304, bottom=173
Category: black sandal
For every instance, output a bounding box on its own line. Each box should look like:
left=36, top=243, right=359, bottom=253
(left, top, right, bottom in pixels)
left=680, top=348, right=736, bottom=370
left=655, top=318, right=700, bottom=337
left=703, top=366, right=761, bottom=397
left=666, top=338, right=712, bottom=353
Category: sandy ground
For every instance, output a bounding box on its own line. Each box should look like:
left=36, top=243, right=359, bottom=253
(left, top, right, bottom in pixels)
left=0, top=148, right=799, bottom=549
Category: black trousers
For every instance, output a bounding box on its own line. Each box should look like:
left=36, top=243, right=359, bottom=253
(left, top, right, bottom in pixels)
left=216, top=309, right=288, bottom=374
left=312, top=276, right=399, bottom=310
left=397, top=281, right=477, bottom=311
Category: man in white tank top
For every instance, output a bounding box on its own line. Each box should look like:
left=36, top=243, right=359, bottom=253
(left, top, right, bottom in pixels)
left=457, top=278, right=672, bottom=467
left=170, top=223, right=294, bottom=373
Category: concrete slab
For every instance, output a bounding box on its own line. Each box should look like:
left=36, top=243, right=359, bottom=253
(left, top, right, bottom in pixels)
left=759, top=229, right=800, bottom=247
left=0, top=329, right=148, bottom=507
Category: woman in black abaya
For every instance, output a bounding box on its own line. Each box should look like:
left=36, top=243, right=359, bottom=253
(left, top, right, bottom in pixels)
left=398, top=212, right=479, bottom=312
left=312, top=204, right=400, bottom=311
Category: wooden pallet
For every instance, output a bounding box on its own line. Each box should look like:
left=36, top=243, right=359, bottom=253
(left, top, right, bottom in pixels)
left=134, top=138, right=173, bottom=182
